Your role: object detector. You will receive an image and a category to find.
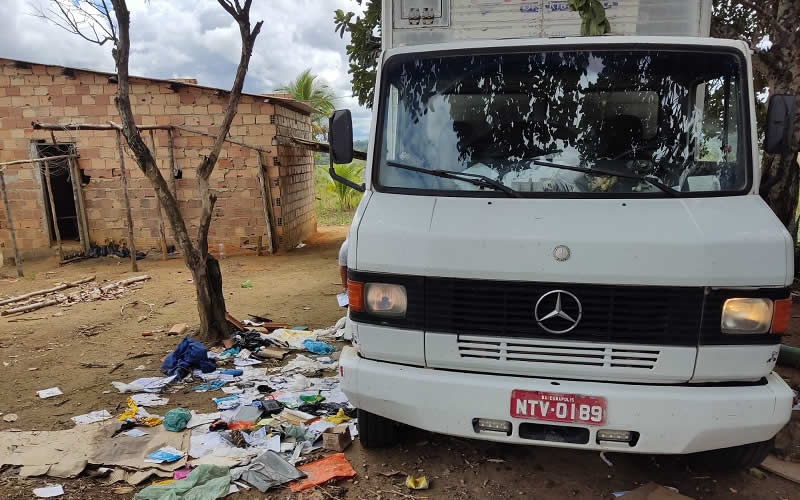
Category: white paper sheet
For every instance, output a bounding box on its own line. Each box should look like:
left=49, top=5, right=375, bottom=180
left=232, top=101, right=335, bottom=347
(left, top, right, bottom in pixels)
left=37, top=387, right=63, bottom=399
left=70, top=410, right=112, bottom=425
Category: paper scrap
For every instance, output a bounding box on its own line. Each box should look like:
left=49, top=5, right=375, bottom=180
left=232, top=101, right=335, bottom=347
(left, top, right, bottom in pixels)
left=131, top=393, right=169, bottom=407
left=337, top=292, right=348, bottom=307
left=186, top=411, right=221, bottom=429
left=144, top=446, right=185, bottom=464
left=33, top=484, right=64, bottom=498
left=71, top=410, right=112, bottom=425
left=121, top=428, right=149, bottom=438
left=37, top=387, right=64, bottom=399
left=212, top=395, right=240, bottom=410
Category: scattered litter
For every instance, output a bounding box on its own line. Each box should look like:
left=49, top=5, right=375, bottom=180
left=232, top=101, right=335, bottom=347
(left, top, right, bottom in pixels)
left=324, top=409, right=351, bottom=425
left=168, top=323, right=189, bottom=336
left=303, top=339, right=335, bottom=355
left=336, top=292, right=348, bottom=307
left=405, top=475, right=430, bottom=490
left=112, top=375, right=177, bottom=394
left=186, top=412, right=221, bottom=429
left=231, top=451, right=304, bottom=492
left=279, top=354, right=333, bottom=375
left=161, top=338, right=216, bottom=377
left=134, top=365, right=146, bottom=371
left=37, top=387, right=64, bottom=399
left=3, top=414, right=18, bottom=422
left=212, top=395, right=240, bottom=410
left=486, top=458, right=505, bottom=463
left=600, top=451, right=614, bottom=467
left=71, top=410, right=112, bottom=425
left=240, top=280, right=253, bottom=289
left=748, top=467, right=766, bottom=480
left=163, top=408, right=192, bottom=432
left=761, top=455, right=800, bottom=485
left=194, top=380, right=228, bottom=392
left=28, top=367, right=39, bottom=371
left=111, top=486, right=134, bottom=494
left=379, top=470, right=404, bottom=477
left=80, top=362, right=109, bottom=368
left=121, top=428, right=148, bottom=438
left=289, top=453, right=356, bottom=492
left=135, top=464, right=230, bottom=499
left=322, top=424, right=352, bottom=452
left=32, top=484, right=64, bottom=498
left=118, top=398, right=163, bottom=427
left=131, top=394, right=169, bottom=407
left=614, top=483, right=690, bottom=499
left=144, top=446, right=185, bottom=464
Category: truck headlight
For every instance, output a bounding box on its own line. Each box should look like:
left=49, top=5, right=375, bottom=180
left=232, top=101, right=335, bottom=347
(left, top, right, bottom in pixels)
left=721, top=298, right=773, bottom=334
left=365, top=283, right=407, bottom=318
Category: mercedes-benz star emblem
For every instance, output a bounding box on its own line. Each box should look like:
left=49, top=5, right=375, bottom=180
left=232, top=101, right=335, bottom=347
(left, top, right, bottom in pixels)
left=553, top=245, right=571, bottom=262
left=534, top=290, right=582, bottom=334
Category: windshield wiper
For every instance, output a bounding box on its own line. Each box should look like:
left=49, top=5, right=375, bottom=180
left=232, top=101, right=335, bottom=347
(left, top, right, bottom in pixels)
left=530, top=159, right=680, bottom=197
left=386, top=160, right=520, bottom=198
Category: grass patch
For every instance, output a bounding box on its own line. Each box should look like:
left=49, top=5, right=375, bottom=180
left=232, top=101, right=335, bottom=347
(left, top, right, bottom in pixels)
left=315, top=164, right=363, bottom=226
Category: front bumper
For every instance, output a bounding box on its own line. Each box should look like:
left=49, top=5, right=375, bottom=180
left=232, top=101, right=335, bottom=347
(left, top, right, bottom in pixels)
left=340, top=346, right=793, bottom=454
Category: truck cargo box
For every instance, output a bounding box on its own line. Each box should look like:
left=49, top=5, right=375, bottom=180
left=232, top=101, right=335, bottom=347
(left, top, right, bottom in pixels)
left=384, top=0, right=712, bottom=49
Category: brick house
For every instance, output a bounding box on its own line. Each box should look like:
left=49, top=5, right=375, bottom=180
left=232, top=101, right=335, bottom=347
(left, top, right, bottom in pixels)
left=0, top=57, right=318, bottom=265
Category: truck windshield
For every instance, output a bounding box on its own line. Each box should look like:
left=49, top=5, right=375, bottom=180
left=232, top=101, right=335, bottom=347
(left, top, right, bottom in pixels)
left=376, top=49, right=748, bottom=196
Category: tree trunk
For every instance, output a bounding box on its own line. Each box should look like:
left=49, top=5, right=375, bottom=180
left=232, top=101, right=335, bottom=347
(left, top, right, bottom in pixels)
left=190, top=254, right=230, bottom=343
left=760, top=152, right=800, bottom=227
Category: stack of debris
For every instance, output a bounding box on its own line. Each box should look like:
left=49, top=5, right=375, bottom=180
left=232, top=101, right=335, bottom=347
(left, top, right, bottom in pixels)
left=0, top=315, right=358, bottom=498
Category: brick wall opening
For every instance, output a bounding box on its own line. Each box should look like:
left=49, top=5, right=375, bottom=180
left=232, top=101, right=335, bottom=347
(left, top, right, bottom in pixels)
left=36, top=143, right=80, bottom=242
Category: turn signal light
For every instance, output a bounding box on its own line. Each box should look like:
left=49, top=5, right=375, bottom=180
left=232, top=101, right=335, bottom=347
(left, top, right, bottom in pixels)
left=771, top=298, right=792, bottom=333
left=347, top=280, right=365, bottom=312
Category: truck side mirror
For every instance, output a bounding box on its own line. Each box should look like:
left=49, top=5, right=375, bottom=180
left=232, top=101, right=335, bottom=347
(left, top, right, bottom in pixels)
left=328, top=109, right=365, bottom=192
left=329, top=109, right=354, bottom=164
left=764, top=94, right=796, bottom=155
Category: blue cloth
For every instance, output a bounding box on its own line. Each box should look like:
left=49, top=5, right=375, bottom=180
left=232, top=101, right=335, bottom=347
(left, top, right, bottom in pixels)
left=303, top=339, right=335, bottom=355
left=161, top=337, right=216, bottom=377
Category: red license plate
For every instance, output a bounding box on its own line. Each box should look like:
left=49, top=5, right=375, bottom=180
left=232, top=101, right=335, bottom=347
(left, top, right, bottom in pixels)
left=510, top=390, right=607, bottom=425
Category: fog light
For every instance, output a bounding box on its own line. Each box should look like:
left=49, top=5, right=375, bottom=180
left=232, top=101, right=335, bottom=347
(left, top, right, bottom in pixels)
left=597, top=429, right=633, bottom=442
left=473, top=418, right=512, bottom=435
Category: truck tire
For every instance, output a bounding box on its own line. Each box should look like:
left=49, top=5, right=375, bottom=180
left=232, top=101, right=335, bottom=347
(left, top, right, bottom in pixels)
left=689, top=438, right=774, bottom=472
left=358, top=408, right=398, bottom=448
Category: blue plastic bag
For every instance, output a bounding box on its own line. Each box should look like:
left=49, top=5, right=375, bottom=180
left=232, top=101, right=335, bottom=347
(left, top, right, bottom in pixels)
left=303, top=339, right=335, bottom=355
left=161, top=337, right=216, bottom=377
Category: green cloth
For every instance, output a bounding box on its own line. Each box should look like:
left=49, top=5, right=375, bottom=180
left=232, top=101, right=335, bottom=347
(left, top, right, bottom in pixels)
left=134, top=465, right=231, bottom=500
left=163, top=408, right=192, bottom=432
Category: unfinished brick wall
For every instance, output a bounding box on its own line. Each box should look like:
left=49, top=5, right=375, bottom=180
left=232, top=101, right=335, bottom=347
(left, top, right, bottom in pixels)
left=0, top=58, right=316, bottom=260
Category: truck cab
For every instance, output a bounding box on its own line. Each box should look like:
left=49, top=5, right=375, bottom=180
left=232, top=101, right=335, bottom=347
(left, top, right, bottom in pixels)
left=332, top=0, right=795, bottom=469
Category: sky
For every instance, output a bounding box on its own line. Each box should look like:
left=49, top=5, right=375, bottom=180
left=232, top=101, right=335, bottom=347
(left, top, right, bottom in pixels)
left=1, top=0, right=372, bottom=139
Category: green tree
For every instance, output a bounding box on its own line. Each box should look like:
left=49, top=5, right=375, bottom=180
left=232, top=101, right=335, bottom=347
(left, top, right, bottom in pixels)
left=712, top=1, right=800, bottom=228
left=334, top=0, right=381, bottom=108
left=277, top=69, right=335, bottom=140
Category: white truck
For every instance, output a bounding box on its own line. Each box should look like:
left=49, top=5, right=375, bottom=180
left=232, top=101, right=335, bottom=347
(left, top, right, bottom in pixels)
left=328, top=0, right=798, bottom=469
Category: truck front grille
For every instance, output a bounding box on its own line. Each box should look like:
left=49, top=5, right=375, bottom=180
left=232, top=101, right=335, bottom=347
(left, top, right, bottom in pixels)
left=426, top=278, right=704, bottom=346
left=457, top=335, right=660, bottom=369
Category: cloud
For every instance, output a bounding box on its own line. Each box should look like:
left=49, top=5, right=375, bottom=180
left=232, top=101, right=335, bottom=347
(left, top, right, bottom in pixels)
left=6, top=0, right=372, bottom=139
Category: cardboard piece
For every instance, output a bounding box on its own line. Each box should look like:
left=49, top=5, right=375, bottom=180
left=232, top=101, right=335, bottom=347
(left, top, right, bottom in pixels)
left=621, top=483, right=694, bottom=500
left=168, top=323, right=189, bottom=336
left=761, top=455, right=800, bottom=484
left=322, top=424, right=352, bottom=452
left=0, top=421, right=189, bottom=482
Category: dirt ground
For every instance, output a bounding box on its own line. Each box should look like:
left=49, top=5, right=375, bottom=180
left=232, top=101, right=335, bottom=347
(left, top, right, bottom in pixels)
left=1, top=225, right=799, bottom=499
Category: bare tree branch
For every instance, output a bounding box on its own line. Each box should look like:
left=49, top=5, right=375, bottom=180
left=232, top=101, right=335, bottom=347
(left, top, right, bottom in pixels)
left=30, top=0, right=115, bottom=45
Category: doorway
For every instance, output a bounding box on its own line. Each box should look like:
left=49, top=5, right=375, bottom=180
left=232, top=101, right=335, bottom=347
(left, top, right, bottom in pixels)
left=37, top=143, right=80, bottom=242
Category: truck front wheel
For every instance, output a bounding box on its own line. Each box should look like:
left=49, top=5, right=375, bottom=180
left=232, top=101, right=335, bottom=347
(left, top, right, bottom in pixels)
left=358, top=408, right=398, bottom=448
left=689, top=438, right=774, bottom=472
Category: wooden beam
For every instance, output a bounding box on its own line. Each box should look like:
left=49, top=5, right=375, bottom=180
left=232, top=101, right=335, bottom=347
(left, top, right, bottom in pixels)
left=172, top=125, right=272, bottom=153
left=148, top=131, right=169, bottom=260
left=42, top=154, right=63, bottom=262
left=0, top=276, right=95, bottom=306
left=69, top=155, right=91, bottom=254
left=281, top=135, right=367, bottom=160
left=115, top=130, right=138, bottom=273
left=0, top=154, right=77, bottom=168
left=0, top=171, right=23, bottom=277
left=256, top=153, right=275, bottom=254
left=166, top=129, right=178, bottom=200
left=32, top=122, right=170, bottom=131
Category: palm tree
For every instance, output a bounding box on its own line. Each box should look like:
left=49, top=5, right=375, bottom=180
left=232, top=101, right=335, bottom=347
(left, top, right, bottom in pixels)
left=276, top=69, right=335, bottom=140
